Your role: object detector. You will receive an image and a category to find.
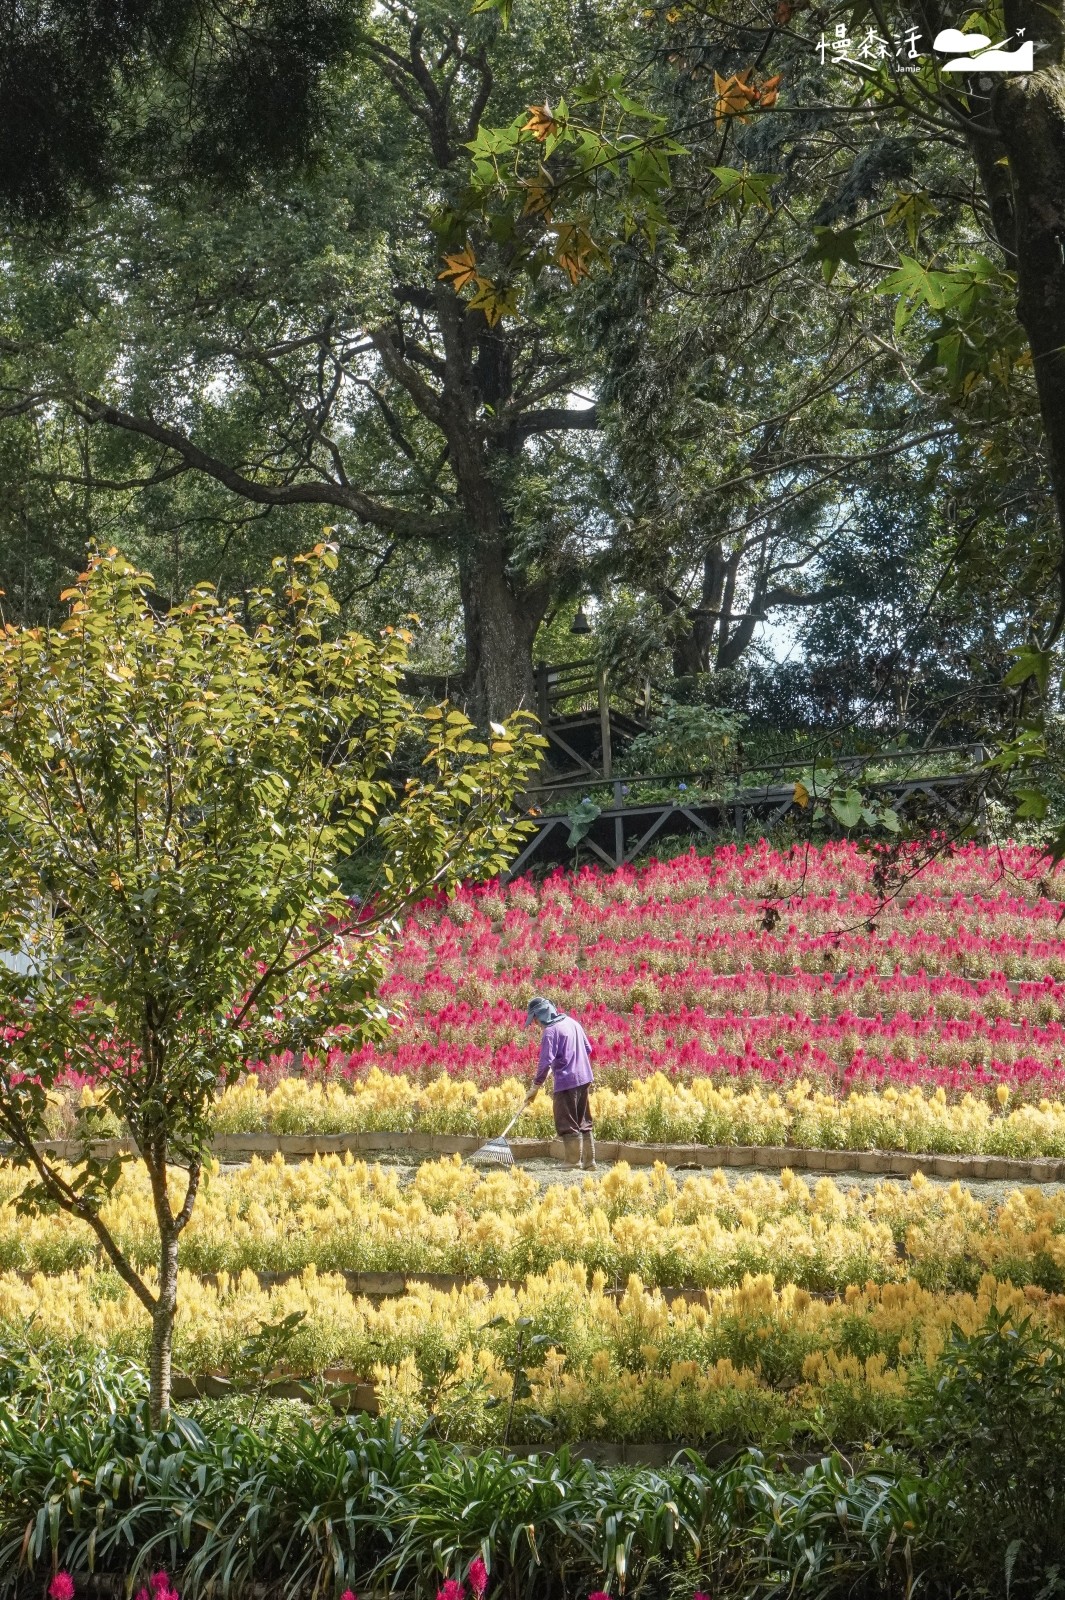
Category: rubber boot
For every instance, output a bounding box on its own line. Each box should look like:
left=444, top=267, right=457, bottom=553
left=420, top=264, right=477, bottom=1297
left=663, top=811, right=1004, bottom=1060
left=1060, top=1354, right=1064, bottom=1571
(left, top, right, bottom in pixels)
left=581, top=1133, right=597, bottom=1171
left=561, top=1133, right=582, bottom=1167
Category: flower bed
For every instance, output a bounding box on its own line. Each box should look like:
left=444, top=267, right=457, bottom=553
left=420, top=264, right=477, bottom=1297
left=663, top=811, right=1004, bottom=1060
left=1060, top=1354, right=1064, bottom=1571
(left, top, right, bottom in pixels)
left=42, top=845, right=1065, bottom=1150
left=4, top=1153, right=1065, bottom=1294
left=201, top=1068, right=1065, bottom=1155
left=0, top=1254, right=1055, bottom=1447
left=260, top=842, right=1065, bottom=1106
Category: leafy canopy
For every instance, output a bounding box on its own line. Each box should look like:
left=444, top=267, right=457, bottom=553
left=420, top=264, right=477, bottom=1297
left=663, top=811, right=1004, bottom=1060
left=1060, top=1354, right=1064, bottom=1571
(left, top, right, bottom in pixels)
left=0, top=544, right=544, bottom=1211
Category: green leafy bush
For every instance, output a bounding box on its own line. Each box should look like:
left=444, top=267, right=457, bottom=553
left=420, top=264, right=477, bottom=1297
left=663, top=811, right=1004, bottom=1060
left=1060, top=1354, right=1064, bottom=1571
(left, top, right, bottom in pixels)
left=908, top=1311, right=1065, bottom=1598
left=623, top=702, right=745, bottom=776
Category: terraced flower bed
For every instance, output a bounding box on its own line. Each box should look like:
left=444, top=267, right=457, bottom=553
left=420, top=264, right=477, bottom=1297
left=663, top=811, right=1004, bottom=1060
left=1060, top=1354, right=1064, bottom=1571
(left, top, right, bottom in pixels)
left=9, top=841, right=1065, bottom=1452
left=3, top=1153, right=1063, bottom=1292
left=2, top=1250, right=1057, bottom=1448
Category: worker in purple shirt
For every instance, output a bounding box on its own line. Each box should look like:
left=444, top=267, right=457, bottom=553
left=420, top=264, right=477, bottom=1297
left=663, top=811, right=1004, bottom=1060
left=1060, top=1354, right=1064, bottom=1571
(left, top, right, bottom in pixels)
left=522, top=996, right=595, bottom=1170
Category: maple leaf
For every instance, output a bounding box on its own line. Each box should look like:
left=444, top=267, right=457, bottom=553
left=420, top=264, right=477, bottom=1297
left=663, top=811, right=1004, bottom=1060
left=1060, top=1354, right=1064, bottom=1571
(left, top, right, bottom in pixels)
left=467, top=279, right=521, bottom=326
left=522, top=103, right=560, bottom=142
left=804, top=224, right=863, bottom=283
left=753, top=73, right=783, bottom=107
left=714, top=68, right=757, bottom=128
left=437, top=245, right=479, bottom=293
left=708, top=166, right=779, bottom=216
left=469, top=0, right=513, bottom=28
left=551, top=222, right=601, bottom=284
left=885, top=190, right=940, bottom=251
left=519, top=173, right=554, bottom=218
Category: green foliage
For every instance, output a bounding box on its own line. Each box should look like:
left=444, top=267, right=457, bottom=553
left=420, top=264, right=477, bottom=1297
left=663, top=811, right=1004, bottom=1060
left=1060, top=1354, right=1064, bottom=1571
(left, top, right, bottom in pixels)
left=907, top=1312, right=1065, bottom=1597
left=806, top=766, right=901, bottom=835
left=707, top=166, right=779, bottom=221
left=0, top=1, right=359, bottom=223
left=876, top=255, right=1030, bottom=400
left=442, top=71, right=686, bottom=320
left=803, top=224, right=864, bottom=283
left=0, top=1385, right=722, bottom=1596
left=12, top=1315, right=1065, bottom=1597
left=734, top=1447, right=930, bottom=1598
left=0, top=1326, right=938, bottom=1598
left=0, top=544, right=542, bottom=1180
left=624, top=702, right=745, bottom=776
left=0, top=544, right=544, bottom=1415
left=566, top=797, right=602, bottom=848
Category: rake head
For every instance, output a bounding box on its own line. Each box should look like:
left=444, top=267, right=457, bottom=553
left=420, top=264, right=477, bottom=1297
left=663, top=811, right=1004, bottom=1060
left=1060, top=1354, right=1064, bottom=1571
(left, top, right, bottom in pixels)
left=473, top=1135, right=514, bottom=1167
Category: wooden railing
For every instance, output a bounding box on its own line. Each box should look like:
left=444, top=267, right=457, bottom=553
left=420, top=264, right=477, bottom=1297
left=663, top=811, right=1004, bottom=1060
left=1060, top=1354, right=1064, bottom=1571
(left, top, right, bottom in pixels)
left=505, top=744, right=989, bottom=877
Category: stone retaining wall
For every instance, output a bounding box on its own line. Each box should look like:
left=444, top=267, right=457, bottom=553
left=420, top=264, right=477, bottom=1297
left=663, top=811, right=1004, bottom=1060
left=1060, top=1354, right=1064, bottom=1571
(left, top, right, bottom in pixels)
left=22, top=1130, right=1065, bottom=1183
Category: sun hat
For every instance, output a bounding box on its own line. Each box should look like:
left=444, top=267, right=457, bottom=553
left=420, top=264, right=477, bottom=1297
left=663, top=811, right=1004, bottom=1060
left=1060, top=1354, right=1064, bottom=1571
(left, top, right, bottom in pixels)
left=523, top=996, right=564, bottom=1028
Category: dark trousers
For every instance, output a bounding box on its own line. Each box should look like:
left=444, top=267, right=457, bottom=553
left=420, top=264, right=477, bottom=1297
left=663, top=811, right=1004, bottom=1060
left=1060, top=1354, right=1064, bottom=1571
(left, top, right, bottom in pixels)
left=552, top=1083, right=593, bottom=1135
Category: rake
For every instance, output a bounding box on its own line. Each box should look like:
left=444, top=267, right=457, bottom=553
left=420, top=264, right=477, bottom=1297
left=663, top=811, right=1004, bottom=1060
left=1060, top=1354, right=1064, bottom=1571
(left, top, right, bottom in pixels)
left=471, top=1100, right=532, bottom=1167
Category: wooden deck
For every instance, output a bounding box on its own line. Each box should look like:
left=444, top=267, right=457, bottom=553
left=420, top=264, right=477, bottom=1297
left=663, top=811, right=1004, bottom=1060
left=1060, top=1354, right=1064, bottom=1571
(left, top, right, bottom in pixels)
left=505, top=766, right=984, bottom=877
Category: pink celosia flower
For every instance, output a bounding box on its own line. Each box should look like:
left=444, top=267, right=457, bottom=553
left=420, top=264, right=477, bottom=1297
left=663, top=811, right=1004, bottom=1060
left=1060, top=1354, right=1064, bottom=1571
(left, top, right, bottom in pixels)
left=340, top=1590, right=358, bottom=1600
left=588, top=1590, right=612, bottom=1600
left=468, top=1558, right=488, bottom=1596
left=49, top=1575, right=75, bottom=1600
left=254, top=842, right=1065, bottom=1106
left=437, top=1581, right=465, bottom=1600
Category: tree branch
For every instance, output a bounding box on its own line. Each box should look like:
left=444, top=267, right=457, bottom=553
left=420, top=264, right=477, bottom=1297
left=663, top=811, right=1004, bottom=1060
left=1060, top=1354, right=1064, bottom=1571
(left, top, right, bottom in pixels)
left=512, top=406, right=599, bottom=438
left=77, top=396, right=457, bottom=540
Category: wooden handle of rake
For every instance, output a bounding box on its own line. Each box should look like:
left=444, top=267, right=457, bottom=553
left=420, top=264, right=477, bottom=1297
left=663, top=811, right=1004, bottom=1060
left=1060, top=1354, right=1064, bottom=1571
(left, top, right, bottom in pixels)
left=498, top=1099, right=533, bottom=1142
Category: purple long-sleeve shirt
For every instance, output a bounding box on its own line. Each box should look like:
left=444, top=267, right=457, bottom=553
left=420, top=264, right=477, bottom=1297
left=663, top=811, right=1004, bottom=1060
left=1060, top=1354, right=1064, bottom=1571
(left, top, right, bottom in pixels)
left=533, top=1015, right=593, bottom=1092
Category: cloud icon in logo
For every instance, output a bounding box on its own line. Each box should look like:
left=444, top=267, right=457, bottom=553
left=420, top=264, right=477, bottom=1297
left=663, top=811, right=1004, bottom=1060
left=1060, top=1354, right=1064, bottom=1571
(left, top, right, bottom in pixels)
left=933, top=28, right=991, bottom=51
left=932, top=27, right=1034, bottom=70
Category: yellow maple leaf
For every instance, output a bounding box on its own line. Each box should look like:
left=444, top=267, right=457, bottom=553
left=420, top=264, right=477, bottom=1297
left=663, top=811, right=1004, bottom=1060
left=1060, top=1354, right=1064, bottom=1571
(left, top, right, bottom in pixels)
left=467, top=279, right=521, bottom=326
left=437, top=244, right=479, bottom=293
left=793, top=780, right=809, bottom=809
left=552, top=222, right=600, bottom=285
left=754, top=72, right=783, bottom=108
left=714, top=68, right=757, bottom=128
left=522, top=103, right=561, bottom=141
left=519, top=173, right=554, bottom=219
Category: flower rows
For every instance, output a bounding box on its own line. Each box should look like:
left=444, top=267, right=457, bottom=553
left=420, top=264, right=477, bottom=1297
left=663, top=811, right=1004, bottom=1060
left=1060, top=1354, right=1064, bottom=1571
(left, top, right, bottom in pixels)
left=4, top=1152, right=1065, bottom=1295
left=202, top=1070, right=1065, bottom=1156
left=302, top=842, right=1065, bottom=1105
left=438, top=840, right=1054, bottom=908
left=48, top=845, right=1065, bottom=1119
left=0, top=1257, right=1057, bottom=1445
left=329, top=995, right=1065, bottom=1100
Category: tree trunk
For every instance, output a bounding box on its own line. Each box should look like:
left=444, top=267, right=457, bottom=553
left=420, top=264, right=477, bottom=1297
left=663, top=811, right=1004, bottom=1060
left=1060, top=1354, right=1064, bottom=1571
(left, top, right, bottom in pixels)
left=992, top=19, right=1065, bottom=635
left=671, top=624, right=706, bottom=678
left=150, top=1230, right=178, bottom=1427
left=715, top=553, right=743, bottom=669
left=460, top=541, right=540, bottom=723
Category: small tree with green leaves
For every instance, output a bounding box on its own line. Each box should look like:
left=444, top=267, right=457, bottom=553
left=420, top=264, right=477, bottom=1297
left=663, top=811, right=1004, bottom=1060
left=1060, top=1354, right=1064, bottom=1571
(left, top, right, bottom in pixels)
left=0, top=544, right=544, bottom=1423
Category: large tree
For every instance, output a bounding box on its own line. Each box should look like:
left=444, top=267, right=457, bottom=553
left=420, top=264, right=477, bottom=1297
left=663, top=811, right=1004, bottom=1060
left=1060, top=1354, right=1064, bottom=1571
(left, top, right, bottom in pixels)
left=644, top=0, right=1063, bottom=645
left=0, top=0, right=680, bottom=722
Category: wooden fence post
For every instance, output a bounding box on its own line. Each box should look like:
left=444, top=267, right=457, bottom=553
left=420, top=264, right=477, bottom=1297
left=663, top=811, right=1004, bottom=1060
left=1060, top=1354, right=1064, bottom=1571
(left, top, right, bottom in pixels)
left=598, top=665, right=612, bottom=780
left=536, top=662, right=550, bottom=726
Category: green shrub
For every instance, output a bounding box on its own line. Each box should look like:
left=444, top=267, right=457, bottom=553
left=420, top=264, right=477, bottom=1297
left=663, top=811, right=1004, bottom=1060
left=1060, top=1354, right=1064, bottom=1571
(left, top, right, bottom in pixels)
left=909, top=1311, right=1065, bottom=1598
